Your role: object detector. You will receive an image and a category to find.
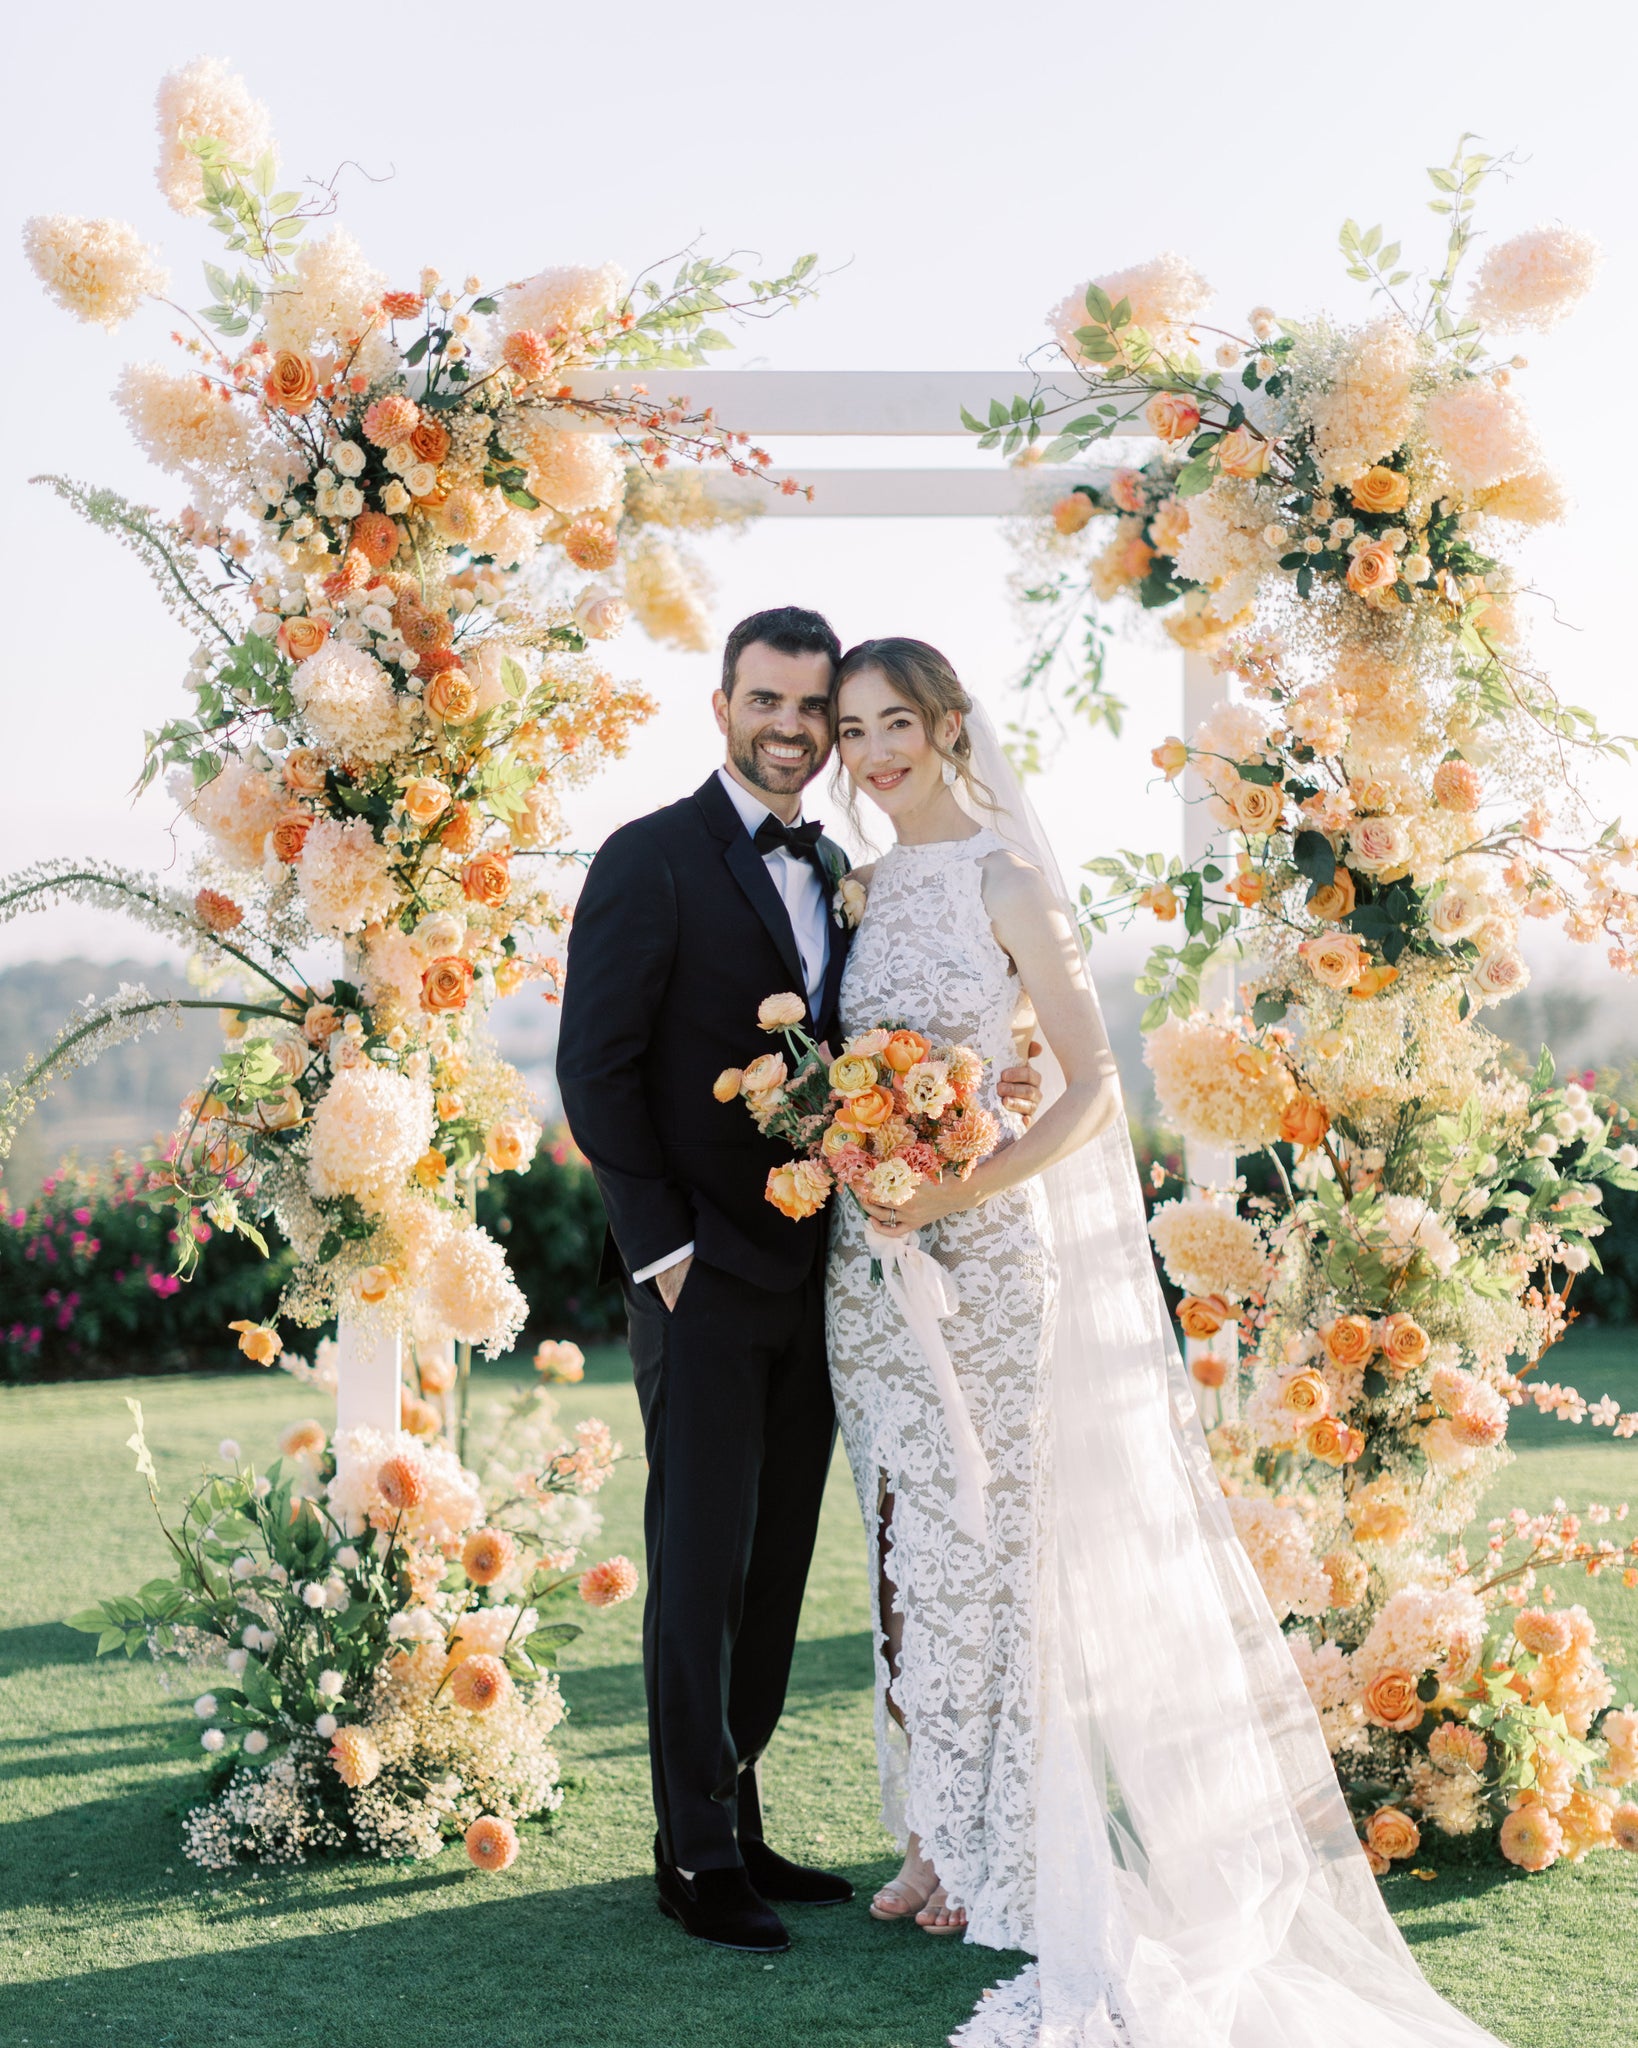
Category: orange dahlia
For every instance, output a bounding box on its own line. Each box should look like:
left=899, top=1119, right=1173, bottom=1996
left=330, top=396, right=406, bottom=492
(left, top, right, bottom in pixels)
left=329, top=1726, right=383, bottom=1788
left=450, top=1653, right=513, bottom=1713
left=563, top=518, right=619, bottom=571
left=465, top=1814, right=519, bottom=1871
left=579, top=1555, right=640, bottom=1609
left=376, top=1454, right=426, bottom=1513
left=194, top=887, right=243, bottom=934
left=461, top=1528, right=517, bottom=1587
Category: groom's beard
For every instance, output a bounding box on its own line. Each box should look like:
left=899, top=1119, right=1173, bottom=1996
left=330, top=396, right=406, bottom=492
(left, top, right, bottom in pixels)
left=727, top=724, right=829, bottom=798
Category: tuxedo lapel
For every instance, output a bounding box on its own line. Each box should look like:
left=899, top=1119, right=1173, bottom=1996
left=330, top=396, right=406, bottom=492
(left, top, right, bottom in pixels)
left=693, top=775, right=807, bottom=998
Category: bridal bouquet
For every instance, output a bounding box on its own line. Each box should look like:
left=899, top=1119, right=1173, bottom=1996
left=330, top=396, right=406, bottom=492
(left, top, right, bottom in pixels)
left=69, top=1370, right=634, bottom=1872
left=717, top=992, right=1001, bottom=1221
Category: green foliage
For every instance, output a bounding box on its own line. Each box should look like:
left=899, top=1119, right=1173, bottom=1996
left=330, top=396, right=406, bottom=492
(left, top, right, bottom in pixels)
left=604, top=252, right=820, bottom=371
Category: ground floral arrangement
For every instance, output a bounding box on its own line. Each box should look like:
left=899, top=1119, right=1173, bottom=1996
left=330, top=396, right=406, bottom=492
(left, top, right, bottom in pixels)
left=990, top=148, right=1638, bottom=1874
left=69, top=1339, right=634, bottom=1871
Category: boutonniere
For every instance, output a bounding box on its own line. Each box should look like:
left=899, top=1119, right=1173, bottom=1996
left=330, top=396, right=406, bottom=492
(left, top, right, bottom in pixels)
left=833, top=872, right=867, bottom=930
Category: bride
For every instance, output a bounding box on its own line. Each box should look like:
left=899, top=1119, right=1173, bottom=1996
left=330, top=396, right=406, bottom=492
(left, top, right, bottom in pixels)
left=822, top=637, right=1507, bottom=2047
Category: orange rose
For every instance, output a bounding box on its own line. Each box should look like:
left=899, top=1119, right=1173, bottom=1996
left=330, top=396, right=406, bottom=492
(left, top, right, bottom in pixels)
left=408, top=418, right=452, bottom=466
left=283, top=747, right=328, bottom=794
left=1364, top=1669, right=1425, bottom=1732
left=1350, top=466, right=1410, bottom=516
left=1305, top=1414, right=1362, bottom=1467
left=1306, top=869, right=1356, bottom=922
left=421, top=956, right=474, bottom=1012
left=484, top=1120, right=533, bottom=1172
left=882, top=1030, right=932, bottom=1074
left=1151, top=737, right=1188, bottom=780
left=401, top=777, right=451, bottom=827
left=1052, top=493, right=1096, bottom=535
left=264, top=350, right=317, bottom=414
left=426, top=669, right=478, bottom=724
left=278, top=615, right=330, bottom=663
left=766, top=1159, right=832, bottom=1221
left=1177, top=1293, right=1232, bottom=1340
left=229, top=1319, right=280, bottom=1366
left=461, top=851, right=511, bottom=907
left=1364, top=1807, right=1421, bottom=1862
left=1279, top=1095, right=1331, bottom=1151
left=1278, top=1369, right=1331, bottom=1422
left=1229, top=778, right=1283, bottom=834
left=1321, top=1314, right=1375, bottom=1370
left=1137, top=883, right=1180, bottom=921
left=269, top=811, right=312, bottom=864
left=1217, top=424, right=1270, bottom=479
left=840, top=1085, right=895, bottom=1131
left=1190, top=1353, right=1229, bottom=1389
left=1349, top=964, right=1401, bottom=1000
left=1377, top=1312, right=1430, bottom=1373
left=1345, top=542, right=1400, bottom=598
left=1145, top=391, right=1201, bottom=443
left=1227, top=863, right=1265, bottom=908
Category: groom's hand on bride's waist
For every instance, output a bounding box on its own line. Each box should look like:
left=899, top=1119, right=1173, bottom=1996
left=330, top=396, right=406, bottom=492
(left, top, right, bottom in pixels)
left=998, top=1040, right=1044, bottom=1124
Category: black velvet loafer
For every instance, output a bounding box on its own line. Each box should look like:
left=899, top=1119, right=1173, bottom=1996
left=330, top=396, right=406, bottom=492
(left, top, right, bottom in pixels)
left=654, top=1856, right=791, bottom=1952
left=740, top=1837, right=855, bottom=1906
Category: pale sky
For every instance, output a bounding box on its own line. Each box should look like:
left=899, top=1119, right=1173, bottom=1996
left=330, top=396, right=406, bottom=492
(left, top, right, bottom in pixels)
left=5, top=1, right=1633, bottom=995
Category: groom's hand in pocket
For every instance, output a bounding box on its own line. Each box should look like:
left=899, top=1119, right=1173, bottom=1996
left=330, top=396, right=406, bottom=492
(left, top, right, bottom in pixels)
left=998, top=1040, right=1044, bottom=1125
left=656, top=1254, right=694, bottom=1312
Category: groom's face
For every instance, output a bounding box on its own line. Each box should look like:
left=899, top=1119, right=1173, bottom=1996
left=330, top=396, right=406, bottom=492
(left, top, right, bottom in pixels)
left=714, top=643, right=835, bottom=803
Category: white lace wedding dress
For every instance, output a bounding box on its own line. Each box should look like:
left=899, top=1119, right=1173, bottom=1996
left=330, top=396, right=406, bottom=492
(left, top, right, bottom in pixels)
left=826, top=826, right=1053, bottom=1953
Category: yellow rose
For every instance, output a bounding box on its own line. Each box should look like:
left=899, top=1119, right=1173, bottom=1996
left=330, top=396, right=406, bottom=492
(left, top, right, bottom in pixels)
left=1145, top=391, right=1201, bottom=443
left=1277, top=1369, right=1332, bottom=1421
left=1350, top=466, right=1411, bottom=516
left=1306, top=870, right=1356, bottom=922
left=1150, top=736, right=1188, bottom=780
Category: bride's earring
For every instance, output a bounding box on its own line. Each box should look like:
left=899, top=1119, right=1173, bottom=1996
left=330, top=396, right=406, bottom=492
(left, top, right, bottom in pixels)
left=941, top=760, right=958, bottom=787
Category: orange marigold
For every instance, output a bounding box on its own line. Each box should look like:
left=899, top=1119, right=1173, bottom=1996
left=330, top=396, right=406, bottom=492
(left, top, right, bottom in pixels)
left=465, top=1814, right=520, bottom=1871
left=579, top=1555, right=640, bottom=1609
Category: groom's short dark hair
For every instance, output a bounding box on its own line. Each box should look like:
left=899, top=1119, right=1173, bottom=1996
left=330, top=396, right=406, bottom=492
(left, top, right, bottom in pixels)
left=721, top=607, right=841, bottom=698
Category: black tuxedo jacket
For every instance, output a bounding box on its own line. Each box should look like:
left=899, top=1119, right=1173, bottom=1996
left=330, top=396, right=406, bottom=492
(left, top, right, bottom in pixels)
left=557, top=774, right=852, bottom=1294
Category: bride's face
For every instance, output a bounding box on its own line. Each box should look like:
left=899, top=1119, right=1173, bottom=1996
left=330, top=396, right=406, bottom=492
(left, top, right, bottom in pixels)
left=834, top=669, right=957, bottom=820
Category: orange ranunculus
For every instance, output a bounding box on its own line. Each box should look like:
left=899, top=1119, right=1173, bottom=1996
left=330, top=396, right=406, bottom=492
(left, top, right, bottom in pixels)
left=1350, top=466, right=1411, bottom=516
left=1364, top=1806, right=1421, bottom=1863
left=269, top=811, right=313, bottom=864
left=740, top=1052, right=788, bottom=1097
left=426, top=669, right=478, bottom=723
left=713, top=1068, right=744, bottom=1104
left=882, top=1029, right=932, bottom=1074
left=1307, top=869, right=1357, bottom=922
left=1321, top=1314, right=1375, bottom=1370
left=1052, top=493, right=1096, bottom=535
left=839, top=1085, right=895, bottom=1132
left=1378, top=1312, right=1431, bottom=1373
left=1151, top=736, right=1188, bottom=779
left=1190, top=1353, right=1229, bottom=1389
left=351, top=511, right=402, bottom=569
left=1349, top=963, right=1401, bottom=1000
left=421, top=956, right=474, bottom=1013
left=1364, top=1669, right=1425, bottom=1732
left=264, top=350, right=317, bottom=414
left=1177, top=1293, right=1233, bottom=1340
left=1305, top=1414, right=1359, bottom=1467
left=278, top=615, right=330, bottom=663
left=1279, top=1095, right=1331, bottom=1150
left=766, top=1159, right=832, bottom=1221
left=1345, top=542, right=1400, bottom=598
left=408, top=418, right=451, bottom=466
left=461, top=851, right=511, bottom=907
left=283, top=747, right=328, bottom=794
left=1278, top=1369, right=1331, bottom=1422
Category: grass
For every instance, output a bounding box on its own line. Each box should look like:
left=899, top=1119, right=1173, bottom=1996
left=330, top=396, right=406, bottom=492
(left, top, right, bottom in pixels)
left=1, top=1327, right=1635, bottom=2048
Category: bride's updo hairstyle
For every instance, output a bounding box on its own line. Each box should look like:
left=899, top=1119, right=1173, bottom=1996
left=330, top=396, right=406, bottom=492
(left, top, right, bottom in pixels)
left=830, top=637, right=999, bottom=820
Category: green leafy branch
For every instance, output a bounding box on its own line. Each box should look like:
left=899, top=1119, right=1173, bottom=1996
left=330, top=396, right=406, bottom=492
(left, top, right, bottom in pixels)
left=603, top=251, right=821, bottom=370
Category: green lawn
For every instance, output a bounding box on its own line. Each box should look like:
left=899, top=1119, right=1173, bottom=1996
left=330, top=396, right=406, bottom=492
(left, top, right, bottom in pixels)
left=1, top=1327, right=1635, bottom=2048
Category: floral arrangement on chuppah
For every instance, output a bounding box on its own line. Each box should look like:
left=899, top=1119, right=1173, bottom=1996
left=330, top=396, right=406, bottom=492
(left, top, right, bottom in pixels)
left=984, top=144, right=1638, bottom=1874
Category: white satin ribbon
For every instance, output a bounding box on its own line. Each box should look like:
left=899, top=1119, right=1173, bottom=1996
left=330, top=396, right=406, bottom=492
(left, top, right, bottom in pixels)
left=865, top=1221, right=990, bottom=1543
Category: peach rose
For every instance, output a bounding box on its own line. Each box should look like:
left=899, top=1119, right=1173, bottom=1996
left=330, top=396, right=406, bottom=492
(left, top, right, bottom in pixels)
left=1177, top=1293, right=1233, bottom=1340
left=229, top=1319, right=280, bottom=1366
left=1378, top=1313, right=1430, bottom=1373
left=426, top=669, right=478, bottom=724
left=398, top=778, right=448, bottom=828
left=758, top=992, right=807, bottom=1031
left=1306, top=870, right=1356, bottom=922
left=1350, top=466, right=1411, bottom=516
left=1299, top=933, right=1365, bottom=991
left=278, top=615, right=330, bottom=663
left=270, top=811, right=312, bottom=864
left=1350, top=1496, right=1411, bottom=1545
left=462, top=851, right=511, bottom=907
left=1472, top=946, right=1528, bottom=1000
left=302, top=1002, right=340, bottom=1046
left=1109, top=468, right=1147, bottom=514
left=1345, top=543, right=1400, bottom=598
left=741, top=1052, right=788, bottom=1096
left=485, top=1119, right=535, bottom=1173
left=1145, top=391, right=1201, bottom=443
left=1216, top=425, right=1270, bottom=479
left=1348, top=815, right=1412, bottom=875
left=264, top=350, right=317, bottom=414
left=421, top=956, right=474, bottom=1013
left=1364, top=1668, right=1425, bottom=1732
left=713, top=1068, right=744, bottom=1103
left=1321, top=1314, right=1375, bottom=1371
left=1052, top=494, right=1095, bottom=535
left=1137, top=884, right=1179, bottom=921
left=882, top=1030, right=932, bottom=1074
left=1304, top=1412, right=1356, bottom=1462
left=1190, top=1353, right=1229, bottom=1389
left=1364, top=1806, right=1421, bottom=1862
left=283, top=747, right=328, bottom=794
left=1229, top=778, right=1283, bottom=834
left=357, top=1263, right=402, bottom=1305
left=1151, top=737, right=1188, bottom=779
left=766, top=1158, right=832, bottom=1221
left=1278, top=1369, right=1331, bottom=1422
left=1279, top=1096, right=1331, bottom=1150
left=1349, top=963, right=1400, bottom=1000
left=408, top=418, right=451, bottom=466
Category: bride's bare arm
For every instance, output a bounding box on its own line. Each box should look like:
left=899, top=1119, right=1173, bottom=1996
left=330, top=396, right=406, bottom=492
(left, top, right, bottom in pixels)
left=863, top=851, right=1121, bottom=1229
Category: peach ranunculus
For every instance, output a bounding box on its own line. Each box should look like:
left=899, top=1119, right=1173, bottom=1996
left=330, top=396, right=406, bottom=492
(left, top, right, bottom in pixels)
left=1378, top=1312, right=1431, bottom=1373
left=758, top=992, right=807, bottom=1031
left=421, top=956, right=474, bottom=1013
left=1306, top=870, right=1357, bottom=922
left=1350, top=465, right=1411, bottom=515
left=713, top=1068, right=744, bottom=1103
left=844, top=1028, right=892, bottom=1058
left=1279, top=1095, right=1331, bottom=1151
left=1277, top=1369, right=1331, bottom=1423
left=882, top=1030, right=932, bottom=1075
left=269, top=810, right=312, bottom=864
left=426, top=669, right=478, bottom=724
left=278, top=614, right=330, bottom=663
left=283, top=746, right=328, bottom=794
left=1345, top=542, right=1401, bottom=599
left=1321, top=1314, right=1375, bottom=1370
left=1151, top=736, right=1188, bottom=779
left=1299, top=932, right=1366, bottom=991
left=1052, top=493, right=1096, bottom=535
left=740, top=1052, right=788, bottom=1097
left=1145, top=391, right=1201, bottom=443
left=229, top=1319, right=281, bottom=1365
left=401, top=777, right=451, bottom=827
left=766, top=1158, right=832, bottom=1220
left=1364, top=1669, right=1425, bottom=1733
left=1364, top=1806, right=1421, bottom=1863
left=264, top=350, right=318, bottom=413
left=840, top=1085, right=895, bottom=1132
left=461, top=850, right=511, bottom=907
left=1216, top=425, right=1270, bottom=479
left=1177, top=1293, right=1233, bottom=1340
left=1229, top=778, right=1283, bottom=834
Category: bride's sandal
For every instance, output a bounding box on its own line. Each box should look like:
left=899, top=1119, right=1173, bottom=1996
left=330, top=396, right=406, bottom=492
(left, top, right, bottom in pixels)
left=868, top=1873, right=934, bottom=1922
left=915, top=1886, right=968, bottom=1936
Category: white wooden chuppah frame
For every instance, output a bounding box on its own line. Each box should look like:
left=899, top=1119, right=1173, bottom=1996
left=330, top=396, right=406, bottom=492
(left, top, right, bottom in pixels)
left=336, top=372, right=1236, bottom=1436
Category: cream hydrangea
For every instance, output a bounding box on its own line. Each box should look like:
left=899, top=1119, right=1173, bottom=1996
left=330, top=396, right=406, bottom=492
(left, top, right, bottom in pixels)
left=263, top=229, right=390, bottom=368
left=1148, top=1196, right=1267, bottom=1300
left=1468, top=227, right=1600, bottom=333
left=22, top=215, right=168, bottom=330
left=1352, top=1582, right=1488, bottom=1686
left=1050, top=252, right=1212, bottom=360
left=154, top=58, right=277, bottom=214
left=1422, top=380, right=1540, bottom=494
left=1225, top=1499, right=1331, bottom=1621
left=307, top=1063, right=435, bottom=1208
left=505, top=418, right=625, bottom=517
left=1306, top=317, right=1419, bottom=487
left=295, top=816, right=399, bottom=936
left=498, top=263, right=625, bottom=339
left=116, top=362, right=259, bottom=487
left=1172, top=485, right=1266, bottom=620
left=1144, top=1011, right=1294, bottom=1150
left=290, top=644, right=416, bottom=764
left=623, top=533, right=712, bottom=652
left=175, top=757, right=285, bottom=869
left=423, top=1223, right=529, bottom=1357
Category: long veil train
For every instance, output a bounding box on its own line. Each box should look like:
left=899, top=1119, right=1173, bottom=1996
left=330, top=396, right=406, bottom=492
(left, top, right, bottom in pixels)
left=949, top=707, right=1505, bottom=2048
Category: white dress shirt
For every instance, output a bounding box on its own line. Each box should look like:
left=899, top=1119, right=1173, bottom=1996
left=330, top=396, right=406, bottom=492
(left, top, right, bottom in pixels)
left=630, top=768, right=832, bottom=1286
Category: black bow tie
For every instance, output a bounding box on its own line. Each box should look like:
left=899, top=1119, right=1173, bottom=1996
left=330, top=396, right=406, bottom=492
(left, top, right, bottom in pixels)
left=753, top=815, right=824, bottom=860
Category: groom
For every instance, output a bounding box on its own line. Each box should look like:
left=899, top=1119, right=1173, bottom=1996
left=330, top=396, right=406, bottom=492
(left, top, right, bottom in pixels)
left=557, top=606, right=1039, bottom=1953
